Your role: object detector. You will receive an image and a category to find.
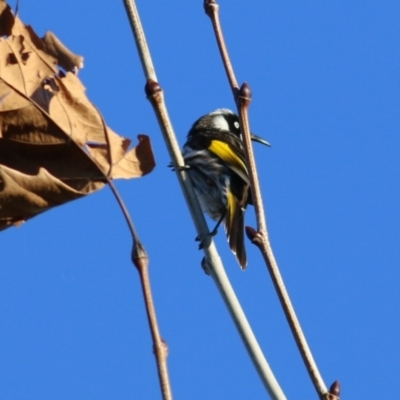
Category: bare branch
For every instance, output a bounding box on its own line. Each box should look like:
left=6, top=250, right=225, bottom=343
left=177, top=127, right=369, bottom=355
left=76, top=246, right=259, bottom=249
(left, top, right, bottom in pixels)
left=106, top=177, right=173, bottom=400
left=205, top=1, right=338, bottom=398
left=204, top=0, right=238, bottom=96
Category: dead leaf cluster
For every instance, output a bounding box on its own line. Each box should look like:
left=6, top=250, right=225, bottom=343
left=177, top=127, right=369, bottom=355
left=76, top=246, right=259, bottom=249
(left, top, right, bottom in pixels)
left=0, top=1, right=155, bottom=231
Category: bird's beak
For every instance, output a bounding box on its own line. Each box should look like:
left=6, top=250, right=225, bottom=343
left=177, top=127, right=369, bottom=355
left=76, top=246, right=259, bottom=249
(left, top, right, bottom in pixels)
left=251, top=133, right=271, bottom=147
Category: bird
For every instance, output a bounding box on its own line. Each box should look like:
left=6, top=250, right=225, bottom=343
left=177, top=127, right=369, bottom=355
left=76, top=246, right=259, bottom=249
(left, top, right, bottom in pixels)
left=182, top=108, right=270, bottom=269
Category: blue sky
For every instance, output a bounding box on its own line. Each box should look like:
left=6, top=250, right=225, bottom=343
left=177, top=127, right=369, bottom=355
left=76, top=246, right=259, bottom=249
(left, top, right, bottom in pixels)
left=2, top=1, right=400, bottom=399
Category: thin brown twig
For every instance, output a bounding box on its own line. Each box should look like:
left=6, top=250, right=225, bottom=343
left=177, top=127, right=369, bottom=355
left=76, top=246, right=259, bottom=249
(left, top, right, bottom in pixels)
left=106, top=178, right=173, bottom=400
left=203, top=0, right=238, bottom=95
left=133, top=239, right=172, bottom=400
left=204, top=1, right=339, bottom=399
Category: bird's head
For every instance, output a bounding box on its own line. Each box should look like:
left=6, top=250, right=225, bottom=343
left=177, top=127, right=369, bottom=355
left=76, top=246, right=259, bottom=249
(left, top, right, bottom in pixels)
left=188, top=108, right=270, bottom=147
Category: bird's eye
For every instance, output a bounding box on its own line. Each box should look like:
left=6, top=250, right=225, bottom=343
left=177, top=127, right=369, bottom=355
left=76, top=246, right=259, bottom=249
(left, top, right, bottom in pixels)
left=234, top=121, right=240, bottom=130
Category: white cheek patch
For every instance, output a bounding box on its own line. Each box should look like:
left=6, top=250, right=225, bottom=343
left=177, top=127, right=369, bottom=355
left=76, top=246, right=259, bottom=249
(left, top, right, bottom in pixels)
left=212, top=114, right=230, bottom=131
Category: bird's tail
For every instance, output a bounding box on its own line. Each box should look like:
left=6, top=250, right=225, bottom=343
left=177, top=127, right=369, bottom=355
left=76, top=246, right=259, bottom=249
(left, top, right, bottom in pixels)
left=225, top=191, right=247, bottom=269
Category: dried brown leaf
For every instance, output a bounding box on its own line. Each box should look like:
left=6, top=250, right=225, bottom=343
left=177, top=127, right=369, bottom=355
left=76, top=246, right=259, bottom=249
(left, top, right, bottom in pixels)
left=42, top=31, right=84, bottom=72
left=0, top=2, right=155, bottom=230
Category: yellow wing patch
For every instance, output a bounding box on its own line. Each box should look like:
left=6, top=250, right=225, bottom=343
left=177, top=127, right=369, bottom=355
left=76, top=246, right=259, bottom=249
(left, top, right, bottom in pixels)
left=208, top=140, right=248, bottom=178
left=227, top=190, right=237, bottom=230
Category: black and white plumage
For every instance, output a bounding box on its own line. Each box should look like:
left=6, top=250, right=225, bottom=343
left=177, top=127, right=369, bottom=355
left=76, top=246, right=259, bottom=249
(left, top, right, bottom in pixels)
left=182, top=109, right=269, bottom=269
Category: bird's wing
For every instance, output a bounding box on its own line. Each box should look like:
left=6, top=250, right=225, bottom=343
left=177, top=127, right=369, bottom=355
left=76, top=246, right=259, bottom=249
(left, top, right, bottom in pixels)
left=209, top=138, right=248, bottom=269
left=208, top=139, right=250, bottom=184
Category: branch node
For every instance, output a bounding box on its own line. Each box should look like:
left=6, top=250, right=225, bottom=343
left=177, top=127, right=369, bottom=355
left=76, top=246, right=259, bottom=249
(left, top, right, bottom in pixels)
left=203, top=0, right=218, bottom=17
left=145, top=78, right=162, bottom=98
left=161, top=337, right=169, bottom=357
left=131, top=240, right=149, bottom=271
left=245, top=226, right=257, bottom=242
left=245, top=226, right=265, bottom=247
left=237, top=82, right=252, bottom=107
left=329, top=380, right=340, bottom=396
left=153, top=338, right=169, bottom=358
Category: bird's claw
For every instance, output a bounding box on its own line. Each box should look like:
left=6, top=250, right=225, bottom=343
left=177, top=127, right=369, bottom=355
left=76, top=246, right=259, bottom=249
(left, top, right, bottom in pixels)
left=168, top=162, right=191, bottom=172
left=195, top=228, right=217, bottom=242
left=196, top=230, right=215, bottom=249
left=196, top=234, right=207, bottom=250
